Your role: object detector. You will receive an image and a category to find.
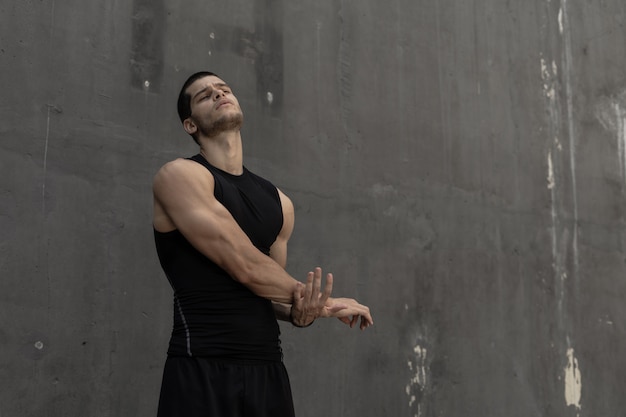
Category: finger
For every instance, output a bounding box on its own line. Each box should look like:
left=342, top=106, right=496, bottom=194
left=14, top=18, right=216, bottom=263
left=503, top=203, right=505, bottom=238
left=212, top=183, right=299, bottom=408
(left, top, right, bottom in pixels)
left=327, top=303, right=348, bottom=314
left=340, top=300, right=373, bottom=326
left=338, top=317, right=351, bottom=325
left=350, top=315, right=359, bottom=328
left=292, top=282, right=304, bottom=308
left=303, top=271, right=314, bottom=302
left=362, top=307, right=373, bottom=326
left=319, top=273, right=333, bottom=305
left=312, top=267, right=322, bottom=300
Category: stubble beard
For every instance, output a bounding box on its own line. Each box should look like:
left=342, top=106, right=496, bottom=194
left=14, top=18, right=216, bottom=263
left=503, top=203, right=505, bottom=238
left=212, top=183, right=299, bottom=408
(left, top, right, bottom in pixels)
left=199, top=112, right=244, bottom=138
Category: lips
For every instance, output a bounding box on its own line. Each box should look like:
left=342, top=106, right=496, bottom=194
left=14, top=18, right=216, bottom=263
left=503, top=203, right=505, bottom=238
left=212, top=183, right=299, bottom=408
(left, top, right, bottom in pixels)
left=216, top=100, right=233, bottom=109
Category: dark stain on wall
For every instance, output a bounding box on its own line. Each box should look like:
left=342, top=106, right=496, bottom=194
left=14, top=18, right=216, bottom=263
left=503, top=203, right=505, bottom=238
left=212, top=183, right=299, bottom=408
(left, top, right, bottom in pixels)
left=130, top=0, right=165, bottom=92
left=251, top=0, right=284, bottom=115
left=210, top=0, right=284, bottom=113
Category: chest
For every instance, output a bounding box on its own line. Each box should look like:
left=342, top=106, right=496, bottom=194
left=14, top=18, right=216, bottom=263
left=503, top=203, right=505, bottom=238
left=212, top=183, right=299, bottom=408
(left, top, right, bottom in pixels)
left=212, top=173, right=283, bottom=253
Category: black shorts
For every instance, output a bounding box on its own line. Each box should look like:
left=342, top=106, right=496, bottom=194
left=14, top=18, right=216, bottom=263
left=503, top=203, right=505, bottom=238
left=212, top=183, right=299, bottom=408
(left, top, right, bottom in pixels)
left=157, top=357, right=296, bottom=417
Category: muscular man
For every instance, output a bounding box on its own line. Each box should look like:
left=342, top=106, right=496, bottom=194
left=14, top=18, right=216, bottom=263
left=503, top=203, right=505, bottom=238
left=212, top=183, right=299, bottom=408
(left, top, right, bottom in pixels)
left=152, top=71, right=373, bottom=417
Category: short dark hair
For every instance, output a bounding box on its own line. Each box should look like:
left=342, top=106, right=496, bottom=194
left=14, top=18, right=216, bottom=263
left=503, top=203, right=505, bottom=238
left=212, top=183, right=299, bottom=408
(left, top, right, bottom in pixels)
left=176, top=71, right=219, bottom=122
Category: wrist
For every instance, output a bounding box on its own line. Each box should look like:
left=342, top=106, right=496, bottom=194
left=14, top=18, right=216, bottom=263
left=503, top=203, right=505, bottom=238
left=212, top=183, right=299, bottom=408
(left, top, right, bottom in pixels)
left=289, top=307, right=314, bottom=328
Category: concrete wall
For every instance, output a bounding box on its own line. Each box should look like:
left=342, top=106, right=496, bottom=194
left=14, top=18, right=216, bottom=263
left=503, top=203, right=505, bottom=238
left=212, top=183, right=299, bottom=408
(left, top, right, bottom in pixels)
left=2, top=0, right=625, bottom=416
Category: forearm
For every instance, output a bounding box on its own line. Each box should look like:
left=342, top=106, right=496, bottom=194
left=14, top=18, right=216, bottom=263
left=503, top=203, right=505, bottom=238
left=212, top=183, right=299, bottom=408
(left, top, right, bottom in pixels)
left=224, top=247, right=300, bottom=304
left=173, top=207, right=300, bottom=303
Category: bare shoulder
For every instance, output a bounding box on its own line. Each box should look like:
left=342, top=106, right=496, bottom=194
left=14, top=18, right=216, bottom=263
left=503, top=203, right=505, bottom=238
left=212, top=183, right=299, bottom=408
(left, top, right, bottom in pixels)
left=152, top=158, right=216, bottom=232
left=154, top=158, right=204, bottom=182
left=153, top=158, right=213, bottom=196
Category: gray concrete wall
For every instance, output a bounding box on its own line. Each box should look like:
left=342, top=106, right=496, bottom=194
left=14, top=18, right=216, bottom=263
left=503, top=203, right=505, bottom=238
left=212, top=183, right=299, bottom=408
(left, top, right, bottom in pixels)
left=2, top=0, right=625, bottom=416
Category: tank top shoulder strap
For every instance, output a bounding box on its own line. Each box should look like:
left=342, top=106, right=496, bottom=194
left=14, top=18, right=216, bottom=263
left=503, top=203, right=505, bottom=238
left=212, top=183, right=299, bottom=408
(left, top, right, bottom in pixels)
left=187, top=154, right=225, bottom=197
left=188, top=153, right=216, bottom=173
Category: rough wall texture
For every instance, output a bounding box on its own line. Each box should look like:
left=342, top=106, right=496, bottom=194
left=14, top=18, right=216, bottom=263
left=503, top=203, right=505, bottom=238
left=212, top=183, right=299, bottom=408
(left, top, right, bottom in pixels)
left=2, top=0, right=625, bottom=416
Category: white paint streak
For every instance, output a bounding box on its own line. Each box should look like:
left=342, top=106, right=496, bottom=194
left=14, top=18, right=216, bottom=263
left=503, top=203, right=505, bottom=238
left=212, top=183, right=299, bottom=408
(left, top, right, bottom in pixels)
left=560, top=0, right=580, bottom=273
left=617, top=109, right=626, bottom=181
left=615, top=103, right=626, bottom=180
left=540, top=58, right=557, bottom=100
left=406, top=345, right=428, bottom=417
left=564, top=348, right=582, bottom=409
left=542, top=53, right=561, bottom=289
left=540, top=58, right=558, bottom=102
left=548, top=150, right=559, bottom=286
left=611, top=101, right=626, bottom=182
left=413, top=345, right=427, bottom=387
left=547, top=151, right=555, bottom=190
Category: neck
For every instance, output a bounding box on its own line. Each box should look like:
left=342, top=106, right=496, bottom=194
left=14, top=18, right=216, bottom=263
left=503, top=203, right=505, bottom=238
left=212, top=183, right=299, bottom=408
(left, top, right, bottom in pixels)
left=197, top=130, right=244, bottom=175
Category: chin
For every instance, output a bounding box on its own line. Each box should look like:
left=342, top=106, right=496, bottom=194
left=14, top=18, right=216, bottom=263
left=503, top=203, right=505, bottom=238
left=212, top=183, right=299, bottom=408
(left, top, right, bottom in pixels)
left=203, top=113, right=244, bottom=137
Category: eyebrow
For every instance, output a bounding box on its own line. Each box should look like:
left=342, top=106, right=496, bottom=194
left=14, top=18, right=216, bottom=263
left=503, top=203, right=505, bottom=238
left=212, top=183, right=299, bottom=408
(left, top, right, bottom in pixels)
left=191, top=83, right=230, bottom=101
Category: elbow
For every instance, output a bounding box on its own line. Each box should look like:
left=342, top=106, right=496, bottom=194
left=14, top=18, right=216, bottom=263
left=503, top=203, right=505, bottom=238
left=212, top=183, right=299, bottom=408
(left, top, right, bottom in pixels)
left=234, top=269, right=255, bottom=286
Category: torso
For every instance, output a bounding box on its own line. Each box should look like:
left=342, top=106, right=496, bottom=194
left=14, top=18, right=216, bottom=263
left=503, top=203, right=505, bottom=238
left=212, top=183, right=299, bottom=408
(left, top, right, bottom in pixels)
left=154, top=154, right=285, bottom=361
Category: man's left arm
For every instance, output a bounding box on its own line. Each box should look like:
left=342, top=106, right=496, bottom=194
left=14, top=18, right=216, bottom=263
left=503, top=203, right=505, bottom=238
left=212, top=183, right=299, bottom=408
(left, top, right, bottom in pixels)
left=269, top=189, right=297, bottom=322
left=270, top=189, right=373, bottom=329
left=269, top=190, right=337, bottom=326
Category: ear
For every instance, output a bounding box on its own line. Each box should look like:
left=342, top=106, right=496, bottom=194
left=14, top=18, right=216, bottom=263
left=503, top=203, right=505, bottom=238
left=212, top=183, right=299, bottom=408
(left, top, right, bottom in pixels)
left=183, top=118, right=198, bottom=135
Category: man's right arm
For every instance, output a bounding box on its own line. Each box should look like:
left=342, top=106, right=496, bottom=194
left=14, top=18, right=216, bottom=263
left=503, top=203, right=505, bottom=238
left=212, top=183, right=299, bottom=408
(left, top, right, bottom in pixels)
left=152, top=158, right=301, bottom=304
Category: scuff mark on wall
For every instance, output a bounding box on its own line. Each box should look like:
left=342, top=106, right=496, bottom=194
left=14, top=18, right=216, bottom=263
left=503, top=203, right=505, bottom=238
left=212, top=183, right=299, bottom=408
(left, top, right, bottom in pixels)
left=559, top=0, right=580, bottom=275
left=130, top=0, right=165, bottom=92
left=406, top=344, right=428, bottom=417
left=540, top=56, right=564, bottom=318
left=595, top=93, right=626, bottom=183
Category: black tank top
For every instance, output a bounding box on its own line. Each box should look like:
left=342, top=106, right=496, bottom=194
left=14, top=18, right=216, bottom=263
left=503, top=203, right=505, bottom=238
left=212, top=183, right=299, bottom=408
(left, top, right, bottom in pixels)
left=154, top=154, right=284, bottom=361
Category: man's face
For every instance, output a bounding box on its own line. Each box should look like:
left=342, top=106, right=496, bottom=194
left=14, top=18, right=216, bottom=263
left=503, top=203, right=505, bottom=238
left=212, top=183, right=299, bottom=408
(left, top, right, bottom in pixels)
left=185, top=75, right=244, bottom=138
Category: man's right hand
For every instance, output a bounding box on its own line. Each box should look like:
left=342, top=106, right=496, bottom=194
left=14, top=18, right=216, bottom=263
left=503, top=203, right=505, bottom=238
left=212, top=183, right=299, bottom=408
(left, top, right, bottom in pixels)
left=290, top=267, right=373, bottom=330
left=290, top=267, right=338, bottom=327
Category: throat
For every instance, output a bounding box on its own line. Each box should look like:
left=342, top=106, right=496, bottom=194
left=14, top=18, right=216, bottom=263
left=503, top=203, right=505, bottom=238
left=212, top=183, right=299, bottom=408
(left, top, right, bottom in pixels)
left=199, top=147, right=243, bottom=175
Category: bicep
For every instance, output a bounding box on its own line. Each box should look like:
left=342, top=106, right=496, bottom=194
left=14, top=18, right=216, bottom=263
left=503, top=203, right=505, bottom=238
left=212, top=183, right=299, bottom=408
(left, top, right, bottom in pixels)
left=269, top=189, right=294, bottom=269
left=153, top=160, right=256, bottom=273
